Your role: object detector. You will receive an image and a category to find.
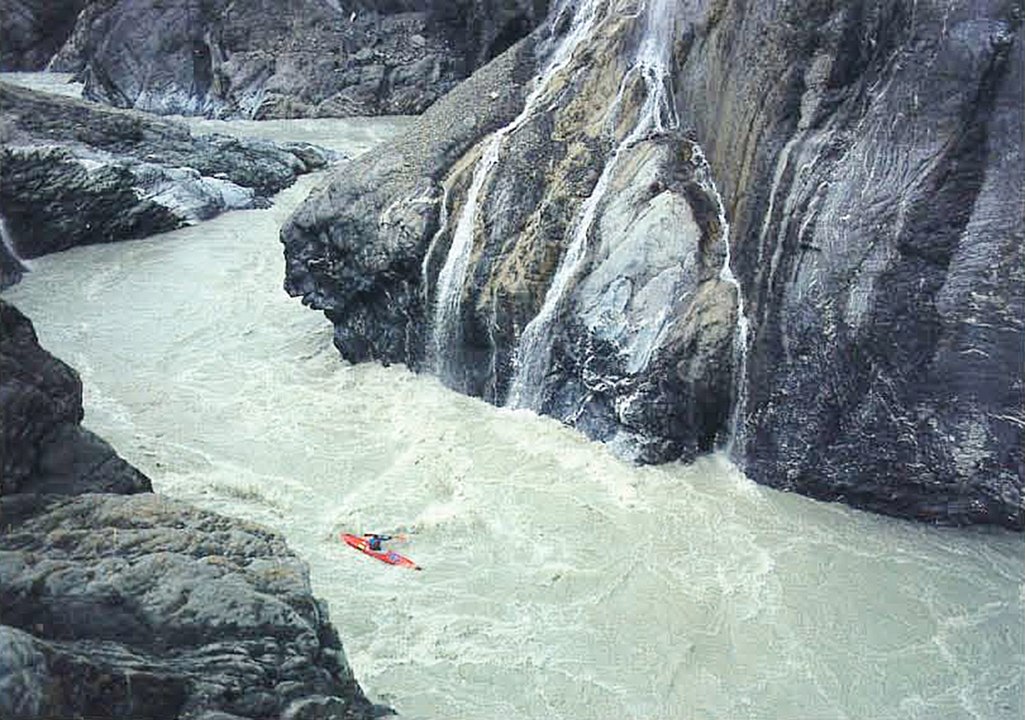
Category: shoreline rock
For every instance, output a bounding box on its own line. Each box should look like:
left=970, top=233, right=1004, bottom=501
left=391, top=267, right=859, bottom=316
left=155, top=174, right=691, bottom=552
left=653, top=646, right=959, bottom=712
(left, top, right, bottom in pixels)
left=0, top=299, right=379, bottom=719
left=0, top=81, right=335, bottom=269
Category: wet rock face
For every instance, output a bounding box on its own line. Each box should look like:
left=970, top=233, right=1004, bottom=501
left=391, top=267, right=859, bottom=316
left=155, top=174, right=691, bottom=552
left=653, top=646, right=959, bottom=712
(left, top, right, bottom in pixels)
left=0, top=82, right=333, bottom=261
left=282, top=36, right=539, bottom=366
left=0, top=0, right=88, bottom=70
left=284, top=5, right=740, bottom=464
left=671, top=0, right=1024, bottom=527
left=0, top=300, right=375, bottom=720
left=48, top=0, right=547, bottom=119
left=284, top=0, right=1023, bottom=528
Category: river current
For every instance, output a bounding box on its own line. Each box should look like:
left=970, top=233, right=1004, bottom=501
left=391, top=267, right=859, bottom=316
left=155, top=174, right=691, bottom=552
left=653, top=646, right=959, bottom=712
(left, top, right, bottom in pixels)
left=2, top=74, right=1023, bottom=720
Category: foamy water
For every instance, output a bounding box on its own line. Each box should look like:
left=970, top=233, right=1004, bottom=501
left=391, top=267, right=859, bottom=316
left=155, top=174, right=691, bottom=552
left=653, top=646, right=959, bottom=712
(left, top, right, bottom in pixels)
left=3, top=77, right=1022, bottom=720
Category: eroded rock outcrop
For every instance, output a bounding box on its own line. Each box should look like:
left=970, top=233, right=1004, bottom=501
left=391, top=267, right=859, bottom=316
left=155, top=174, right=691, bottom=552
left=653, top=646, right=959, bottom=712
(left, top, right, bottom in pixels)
left=282, top=0, right=1023, bottom=528
left=47, top=0, right=547, bottom=119
left=0, top=81, right=333, bottom=261
left=0, top=0, right=88, bottom=71
left=0, top=300, right=376, bottom=719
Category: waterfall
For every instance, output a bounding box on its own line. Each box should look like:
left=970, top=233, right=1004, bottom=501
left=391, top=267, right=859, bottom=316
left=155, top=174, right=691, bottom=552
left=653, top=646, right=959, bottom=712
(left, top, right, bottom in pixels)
left=506, top=0, right=679, bottom=410
left=420, top=181, right=451, bottom=308
left=0, top=214, right=29, bottom=281
left=691, top=145, right=751, bottom=455
left=428, top=0, right=604, bottom=379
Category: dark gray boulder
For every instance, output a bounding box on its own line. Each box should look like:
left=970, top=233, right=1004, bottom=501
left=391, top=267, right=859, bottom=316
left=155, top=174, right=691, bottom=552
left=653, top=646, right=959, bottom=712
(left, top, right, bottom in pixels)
left=0, top=494, right=373, bottom=720
left=0, top=300, right=146, bottom=496
left=282, top=1, right=1023, bottom=528
left=48, top=0, right=547, bottom=119
left=0, top=299, right=377, bottom=719
left=0, top=0, right=88, bottom=70
left=0, top=81, right=334, bottom=261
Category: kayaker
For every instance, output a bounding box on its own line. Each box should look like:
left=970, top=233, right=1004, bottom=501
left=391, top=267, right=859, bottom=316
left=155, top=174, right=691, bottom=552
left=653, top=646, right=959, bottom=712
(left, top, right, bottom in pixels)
left=364, top=533, right=392, bottom=551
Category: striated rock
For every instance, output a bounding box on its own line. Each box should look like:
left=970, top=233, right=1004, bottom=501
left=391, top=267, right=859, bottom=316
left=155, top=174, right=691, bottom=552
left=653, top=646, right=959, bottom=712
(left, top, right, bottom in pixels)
left=0, top=81, right=334, bottom=261
left=48, top=0, right=548, bottom=119
left=671, top=0, right=1024, bottom=527
left=283, top=0, right=1023, bottom=528
left=284, top=6, right=739, bottom=462
left=0, top=299, right=377, bottom=719
left=0, top=0, right=88, bottom=71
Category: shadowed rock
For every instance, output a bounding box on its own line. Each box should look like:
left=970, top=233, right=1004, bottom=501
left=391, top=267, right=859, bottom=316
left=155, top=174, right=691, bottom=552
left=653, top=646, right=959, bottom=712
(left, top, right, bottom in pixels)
left=45, top=0, right=548, bottom=119
left=0, top=0, right=88, bottom=71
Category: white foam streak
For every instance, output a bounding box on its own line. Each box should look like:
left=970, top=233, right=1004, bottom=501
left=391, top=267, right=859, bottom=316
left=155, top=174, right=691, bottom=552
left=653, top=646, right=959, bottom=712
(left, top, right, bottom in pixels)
left=1, top=214, right=30, bottom=275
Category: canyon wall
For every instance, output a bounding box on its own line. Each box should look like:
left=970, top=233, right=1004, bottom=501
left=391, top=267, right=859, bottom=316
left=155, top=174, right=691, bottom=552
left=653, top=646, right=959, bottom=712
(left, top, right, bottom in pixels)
left=27, top=0, right=547, bottom=118
left=282, top=0, right=1023, bottom=528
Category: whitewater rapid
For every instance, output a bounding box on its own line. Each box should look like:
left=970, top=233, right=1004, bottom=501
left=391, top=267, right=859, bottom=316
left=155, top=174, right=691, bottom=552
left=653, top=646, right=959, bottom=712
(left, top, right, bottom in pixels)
left=3, top=75, right=1023, bottom=720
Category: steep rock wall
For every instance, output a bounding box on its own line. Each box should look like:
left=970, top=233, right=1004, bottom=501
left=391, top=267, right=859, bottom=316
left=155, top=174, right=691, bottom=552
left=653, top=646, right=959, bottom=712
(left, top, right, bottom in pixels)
left=671, top=0, right=1024, bottom=526
left=0, top=0, right=88, bottom=70
left=46, top=0, right=547, bottom=118
left=282, top=0, right=1023, bottom=528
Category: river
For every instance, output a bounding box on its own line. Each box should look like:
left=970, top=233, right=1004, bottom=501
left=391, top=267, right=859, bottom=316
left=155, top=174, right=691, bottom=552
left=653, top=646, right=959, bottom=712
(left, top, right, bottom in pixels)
left=2, top=74, right=1022, bottom=720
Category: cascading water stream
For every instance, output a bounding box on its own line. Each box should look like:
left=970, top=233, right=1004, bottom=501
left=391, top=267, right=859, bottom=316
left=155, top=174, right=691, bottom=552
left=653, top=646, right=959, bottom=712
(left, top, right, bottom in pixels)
left=1, top=214, right=29, bottom=276
left=506, top=0, right=679, bottom=410
left=427, top=0, right=603, bottom=378
left=692, top=145, right=751, bottom=454
left=420, top=183, right=450, bottom=306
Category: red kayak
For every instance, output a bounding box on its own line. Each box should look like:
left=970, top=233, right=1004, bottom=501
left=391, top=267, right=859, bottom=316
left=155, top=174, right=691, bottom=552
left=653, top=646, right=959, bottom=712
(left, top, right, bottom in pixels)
left=341, top=533, right=422, bottom=571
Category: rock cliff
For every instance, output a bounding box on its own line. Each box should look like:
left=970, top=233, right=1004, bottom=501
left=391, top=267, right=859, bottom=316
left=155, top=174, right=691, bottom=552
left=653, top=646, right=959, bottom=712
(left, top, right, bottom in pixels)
left=0, top=299, right=376, bottom=719
left=0, top=0, right=88, bottom=71
left=281, top=0, right=1024, bottom=528
left=39, top=0, right=547, bottom=118
left=0, top=81, right=333, bottom=266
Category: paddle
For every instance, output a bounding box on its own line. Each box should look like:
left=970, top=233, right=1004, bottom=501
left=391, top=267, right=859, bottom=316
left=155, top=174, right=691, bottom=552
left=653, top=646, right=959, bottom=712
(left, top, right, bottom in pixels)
left=363, top=532, right=411, bottom=542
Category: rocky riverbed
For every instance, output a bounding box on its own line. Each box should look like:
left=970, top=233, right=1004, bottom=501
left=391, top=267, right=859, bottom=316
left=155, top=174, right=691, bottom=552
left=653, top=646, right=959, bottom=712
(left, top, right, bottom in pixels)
left=0, top=299, right=376, bottom=720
